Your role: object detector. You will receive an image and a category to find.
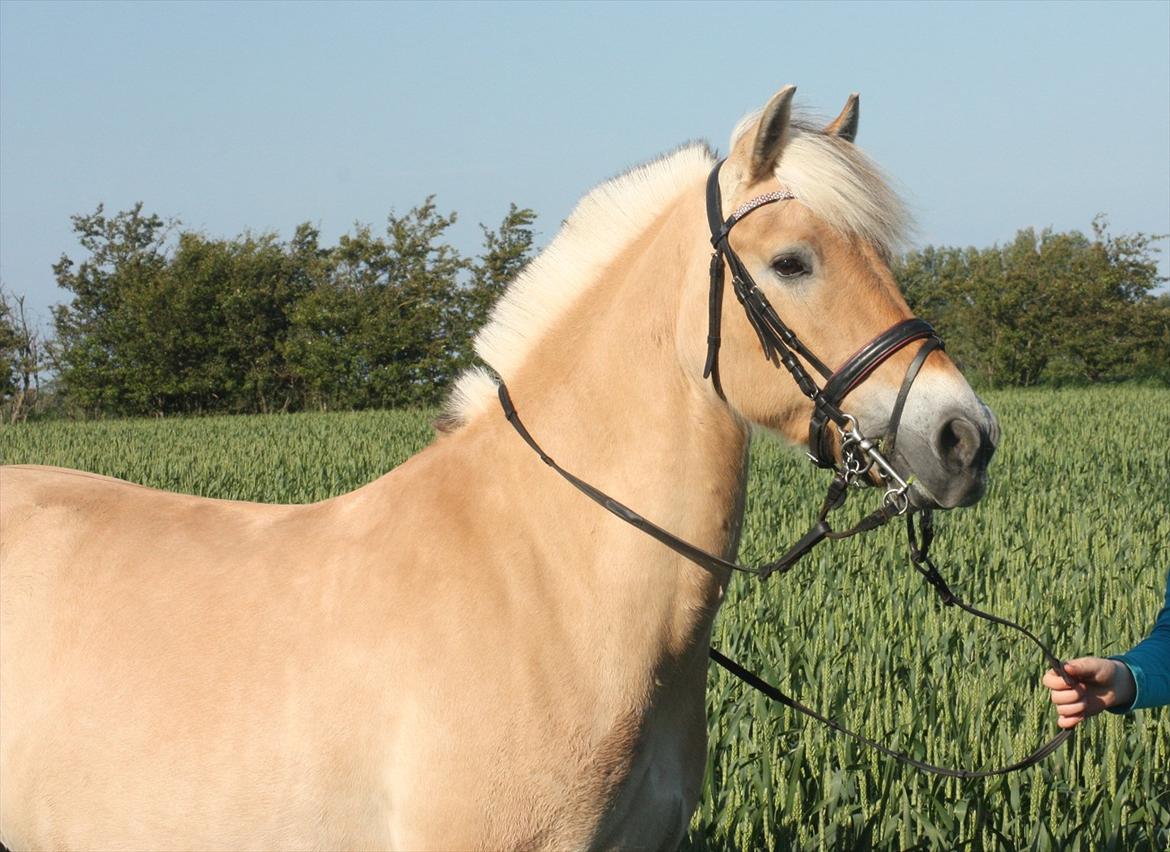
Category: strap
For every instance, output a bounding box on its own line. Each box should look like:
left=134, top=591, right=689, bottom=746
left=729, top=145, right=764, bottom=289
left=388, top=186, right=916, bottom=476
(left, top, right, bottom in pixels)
left=907, top=513, right=1072, bottom=677
left=709, top=511, right=1076, bottom=780
left=500, top=382, right=762, bottom=578
left=703, top=250, right=727, bottom=397
left=498, top=380, right=871, bottom=581
left=808, top=320, right=940, bottom=468
left=885, top=337, right=941, bottom=460
left=708, top=646, right=1073, bottom=779
left=497, top=379, right=1073, bottom=778
left=704, top=159, right=832, bottom=401
left=820, top=318, right=938, bottom=407
left=705, top=162, right=725, bottom=237
left=703, top=164, right=728, bottom=397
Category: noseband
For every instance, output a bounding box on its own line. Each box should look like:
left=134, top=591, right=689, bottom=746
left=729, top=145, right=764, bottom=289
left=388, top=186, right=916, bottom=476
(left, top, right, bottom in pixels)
left=493, top=159, right=1073, bottom=778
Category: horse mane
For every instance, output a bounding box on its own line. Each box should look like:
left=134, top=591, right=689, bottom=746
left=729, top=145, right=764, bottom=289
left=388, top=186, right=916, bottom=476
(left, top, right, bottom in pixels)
left=442, top=142, right=717, bottom=428
left=441, top=114, right=911, bottom=429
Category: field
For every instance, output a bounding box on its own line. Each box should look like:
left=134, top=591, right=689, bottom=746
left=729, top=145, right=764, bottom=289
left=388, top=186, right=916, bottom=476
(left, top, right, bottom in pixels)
left=2, top=386, right=1168, bottom=849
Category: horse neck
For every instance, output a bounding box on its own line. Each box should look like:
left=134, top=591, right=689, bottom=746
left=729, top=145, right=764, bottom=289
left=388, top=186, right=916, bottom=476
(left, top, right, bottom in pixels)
left=483, top=184, right=750, bottom=662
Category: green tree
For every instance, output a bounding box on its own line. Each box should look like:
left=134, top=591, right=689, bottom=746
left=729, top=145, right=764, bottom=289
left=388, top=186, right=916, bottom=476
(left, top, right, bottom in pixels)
left=51, top=204, right=171, bottom=414
left=47, top=198, right=537, bottom=416
left=136, top=229, right=317, bottom=413
left=51, top=204, right=332, bottom=415
left=0, top=289, right=21, bottom=401
left=896, top=219, right=1167, bottom=387
left=1129, top=292, right=1170, bottom=384
left=286, top=199, right=470, bottom=409
left=1050, top=218, right=1168, bottom=383
left=1, top=288, right=48, bottom=422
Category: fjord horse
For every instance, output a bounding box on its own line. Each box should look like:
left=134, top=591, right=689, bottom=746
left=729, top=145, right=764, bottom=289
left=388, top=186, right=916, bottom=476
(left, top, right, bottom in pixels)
left=1, top=87, right=997, bottom=850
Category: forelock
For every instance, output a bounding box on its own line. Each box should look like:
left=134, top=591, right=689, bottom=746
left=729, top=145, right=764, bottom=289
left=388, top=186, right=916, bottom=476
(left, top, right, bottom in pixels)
left=730, top=112, right=912, bottom=257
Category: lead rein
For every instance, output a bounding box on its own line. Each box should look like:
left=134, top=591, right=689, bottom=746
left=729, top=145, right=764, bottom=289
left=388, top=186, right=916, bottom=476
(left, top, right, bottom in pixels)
left=496, top=379, right=1076, bottom=778
left=488, top=157, right=1076, bottom=778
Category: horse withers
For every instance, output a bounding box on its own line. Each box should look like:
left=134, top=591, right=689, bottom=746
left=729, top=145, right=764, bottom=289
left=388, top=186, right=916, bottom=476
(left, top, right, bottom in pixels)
left=1, top=87, right=996, bottom=850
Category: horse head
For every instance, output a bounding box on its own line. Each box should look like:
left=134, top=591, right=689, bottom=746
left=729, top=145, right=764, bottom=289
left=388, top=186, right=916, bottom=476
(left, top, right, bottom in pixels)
left=689, top=86, right=998, bottom=509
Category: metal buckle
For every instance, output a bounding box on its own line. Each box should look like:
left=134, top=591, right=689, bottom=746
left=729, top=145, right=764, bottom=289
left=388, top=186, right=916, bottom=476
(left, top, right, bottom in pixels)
left=883, top=485, right=911, bottom=516
left=835, top=414, right=913, bottom=514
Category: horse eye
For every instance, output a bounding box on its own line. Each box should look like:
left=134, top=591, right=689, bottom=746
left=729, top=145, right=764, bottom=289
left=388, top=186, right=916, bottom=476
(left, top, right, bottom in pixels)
left=771, top=255, right=808, bottom=278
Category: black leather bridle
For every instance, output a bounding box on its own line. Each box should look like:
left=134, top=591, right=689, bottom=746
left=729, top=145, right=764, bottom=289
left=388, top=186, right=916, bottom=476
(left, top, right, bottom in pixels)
left=697, top=158, right=945, bottom=570
left=704, top=159, right=941, bottom=478
left=494, top=159, right=1073, bottom=778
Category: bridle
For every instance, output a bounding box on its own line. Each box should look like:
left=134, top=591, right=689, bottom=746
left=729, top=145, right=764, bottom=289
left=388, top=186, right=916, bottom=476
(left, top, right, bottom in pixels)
left=494, top=159, right=1074, bottom=778
left=704, top=160, right=940, bottom=491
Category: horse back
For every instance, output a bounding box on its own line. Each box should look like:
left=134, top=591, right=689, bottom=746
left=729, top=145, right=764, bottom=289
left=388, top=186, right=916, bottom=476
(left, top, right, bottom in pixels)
left=0, top=464, right=399, bottom=849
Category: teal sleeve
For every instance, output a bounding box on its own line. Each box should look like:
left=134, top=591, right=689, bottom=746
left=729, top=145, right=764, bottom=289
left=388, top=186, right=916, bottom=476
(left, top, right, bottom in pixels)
left=1110, top=568, right=1170, bottom=713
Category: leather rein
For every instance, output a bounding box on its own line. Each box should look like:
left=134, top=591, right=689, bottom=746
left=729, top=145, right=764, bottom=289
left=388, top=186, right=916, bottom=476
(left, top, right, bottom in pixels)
left=494, top=159, right=1073, bottom=778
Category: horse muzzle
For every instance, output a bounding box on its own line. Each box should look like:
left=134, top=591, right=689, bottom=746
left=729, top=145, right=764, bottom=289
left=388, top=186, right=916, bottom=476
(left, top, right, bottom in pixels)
left=900, top=402, right=999, bottom=509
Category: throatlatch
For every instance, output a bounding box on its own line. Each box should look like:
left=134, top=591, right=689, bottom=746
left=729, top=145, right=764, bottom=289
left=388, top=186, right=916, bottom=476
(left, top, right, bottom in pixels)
left=493, top=158, right=1074, bottom=778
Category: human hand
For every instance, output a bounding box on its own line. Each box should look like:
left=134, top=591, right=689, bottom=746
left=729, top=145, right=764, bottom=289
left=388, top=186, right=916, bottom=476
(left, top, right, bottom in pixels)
left=1042, top=657, right=1137, bottom=729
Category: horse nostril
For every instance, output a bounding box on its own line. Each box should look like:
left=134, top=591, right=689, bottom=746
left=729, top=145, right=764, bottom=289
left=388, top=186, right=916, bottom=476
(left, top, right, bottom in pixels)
left=936, top=417, right=982, bottom=473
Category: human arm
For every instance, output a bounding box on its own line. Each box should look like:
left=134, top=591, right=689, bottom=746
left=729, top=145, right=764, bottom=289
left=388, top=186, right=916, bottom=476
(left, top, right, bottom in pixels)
left=1109, top=568, right=1170, bottom=712
left=1042, top=568, right=1170, bottom=725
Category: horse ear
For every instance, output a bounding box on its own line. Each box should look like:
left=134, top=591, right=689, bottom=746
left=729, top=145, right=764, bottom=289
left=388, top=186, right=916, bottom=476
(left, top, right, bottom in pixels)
left=824, top=92, right=860, bottom=142
left=748, top=85, right=797, bottom=182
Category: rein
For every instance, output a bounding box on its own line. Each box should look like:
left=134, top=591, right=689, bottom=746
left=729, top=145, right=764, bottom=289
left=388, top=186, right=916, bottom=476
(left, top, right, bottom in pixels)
left=493, top=159, right=1073, bottom=778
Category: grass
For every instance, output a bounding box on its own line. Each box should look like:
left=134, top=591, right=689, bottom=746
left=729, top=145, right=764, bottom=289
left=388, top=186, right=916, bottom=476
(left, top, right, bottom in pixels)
left=2, top=386, right=1167, bottom=849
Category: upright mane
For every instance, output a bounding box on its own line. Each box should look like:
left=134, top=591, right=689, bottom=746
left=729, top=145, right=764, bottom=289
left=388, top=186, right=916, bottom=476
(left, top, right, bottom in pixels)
left=444, top=143, right=717, bottom=425
left=444, top=114, right=911, bottom=427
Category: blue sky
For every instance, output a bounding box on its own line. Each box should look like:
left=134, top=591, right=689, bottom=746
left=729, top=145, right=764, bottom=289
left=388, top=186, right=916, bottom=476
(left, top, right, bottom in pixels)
left=2, top=0, right=1168, bottom=325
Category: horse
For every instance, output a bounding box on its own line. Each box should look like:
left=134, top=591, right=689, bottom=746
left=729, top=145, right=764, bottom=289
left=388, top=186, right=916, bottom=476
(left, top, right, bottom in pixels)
left=0, top=86, right=998, bottom=850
